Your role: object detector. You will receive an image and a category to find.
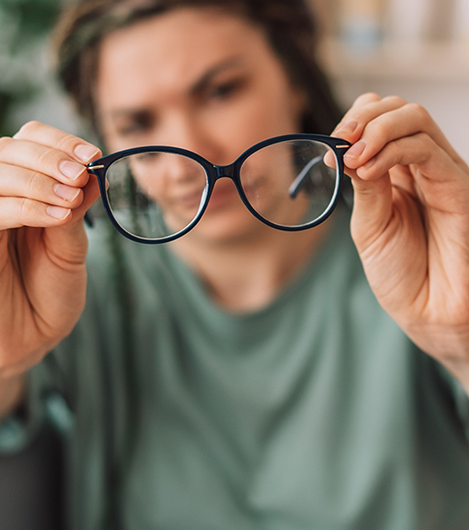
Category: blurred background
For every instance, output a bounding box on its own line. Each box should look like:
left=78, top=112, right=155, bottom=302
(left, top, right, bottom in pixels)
left=315, top=0, right=469, bottom=162
left=0, top=0, right=468, bottom=160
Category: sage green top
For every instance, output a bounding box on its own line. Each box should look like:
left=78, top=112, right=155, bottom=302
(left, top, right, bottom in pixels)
left=8, top=208, right=469, bottom=529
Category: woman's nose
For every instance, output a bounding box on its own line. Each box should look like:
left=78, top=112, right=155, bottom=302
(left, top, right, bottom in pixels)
left=162, top=152, right=206, bottom=185
left=158, top=114, right=229, bottom=165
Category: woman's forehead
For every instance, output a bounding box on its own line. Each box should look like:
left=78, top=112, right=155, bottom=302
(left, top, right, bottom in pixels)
left=96, top=7, right=277, bottom=108
left=98, top=8, right=266, bottom=84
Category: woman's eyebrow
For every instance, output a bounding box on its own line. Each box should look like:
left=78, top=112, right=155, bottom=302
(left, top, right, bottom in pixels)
left=189, top=56, right=244, bottom=95
left=104, top=108, right=151, bottom=123
left=102, top=57, right=245, bottom=122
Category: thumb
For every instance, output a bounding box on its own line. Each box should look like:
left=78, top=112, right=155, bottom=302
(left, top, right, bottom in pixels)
left=44, top=177, right=101, bottom=261
left=348, top=169, right=394, bottom=250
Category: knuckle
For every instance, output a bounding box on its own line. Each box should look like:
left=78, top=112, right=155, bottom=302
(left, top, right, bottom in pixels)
left=358, top=92, right=381, bottom=102
left=382, top=95, right=407, bottom=108
left=414, top=131, right=431, bottom=144
left=19, top=197, right=36, bottom=220
left=368, top=119, right=390, bottom=141
left=414, top=132, right=433, bottom=161
left=406, top=103, right=430, bottom=124
left=15, top=120, right=42, bottom=138
left=55, top=133, right=81, bottom=155
left=35, top=146, right=57, bottom=171
left=388, top=140, right=404, bottom=164
left=351, top=92, right=381, bottom=110
left=0, top=136, right=12, bottom=156
left=26, top=171, right=45, bottom=198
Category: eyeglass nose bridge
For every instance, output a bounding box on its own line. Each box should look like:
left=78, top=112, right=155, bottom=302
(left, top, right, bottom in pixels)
left=213, top=163, right=236, bottom=181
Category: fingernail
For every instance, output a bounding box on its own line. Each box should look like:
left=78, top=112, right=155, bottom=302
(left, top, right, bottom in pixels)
left=344, top=140, right=366, bottom=160
left=75, top=144, right=99, bottom=163
left=47, top=206, right=71, bottom=219
left=60, top=160, right=85, bottom=181
left=336, top=120, right=358, bottom=134
left=54, top=183, right=80, bottom=201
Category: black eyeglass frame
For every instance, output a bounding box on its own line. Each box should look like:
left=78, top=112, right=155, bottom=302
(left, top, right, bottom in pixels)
left=87, top=133, right=351, bottom=244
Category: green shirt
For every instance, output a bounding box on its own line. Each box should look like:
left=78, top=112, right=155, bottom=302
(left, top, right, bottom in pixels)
left=16, top=208, right=469, bottom=528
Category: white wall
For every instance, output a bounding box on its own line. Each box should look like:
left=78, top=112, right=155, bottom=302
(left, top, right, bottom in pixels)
left=320, top=42, right=469, bottom=164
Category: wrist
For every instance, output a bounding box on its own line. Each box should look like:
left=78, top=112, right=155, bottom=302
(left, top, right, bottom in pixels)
left=438, top=358, right=469, bottom=396
left=403, top=322, right=469, bottom=394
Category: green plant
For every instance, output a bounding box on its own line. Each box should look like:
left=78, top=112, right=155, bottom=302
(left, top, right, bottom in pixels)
left=0, top=0, right=62, bottom=136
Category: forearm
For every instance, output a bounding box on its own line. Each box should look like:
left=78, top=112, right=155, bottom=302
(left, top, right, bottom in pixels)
left=0, top=374, right=25, bottom=421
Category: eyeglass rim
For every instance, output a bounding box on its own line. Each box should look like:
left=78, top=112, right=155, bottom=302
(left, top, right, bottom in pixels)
left=87, top=133, right=351, bottom=244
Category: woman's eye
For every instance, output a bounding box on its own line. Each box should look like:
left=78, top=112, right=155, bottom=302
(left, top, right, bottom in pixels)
left=117, top=123, right=148, bottom=136
left=116, top=114, right=153, bottom=137
left=208, top=79, right=244, bottom=101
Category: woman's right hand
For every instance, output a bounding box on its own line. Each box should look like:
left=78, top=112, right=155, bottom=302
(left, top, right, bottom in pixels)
left=0, top=121, right=102, bottom=378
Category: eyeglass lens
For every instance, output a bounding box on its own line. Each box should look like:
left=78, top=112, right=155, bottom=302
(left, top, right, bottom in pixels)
left=104, top=139, right=339, bottom=240
left=239, top=139, right=338, bottom=228
left=106, top=151, right=207, bottom=239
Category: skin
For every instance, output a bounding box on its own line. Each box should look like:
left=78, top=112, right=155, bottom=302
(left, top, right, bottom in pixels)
left=0, top=6, right=468, bottom=420
left=333, top=94, right=469, bottom=391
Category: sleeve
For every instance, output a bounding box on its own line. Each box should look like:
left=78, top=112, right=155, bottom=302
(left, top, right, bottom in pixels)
left=0, top=355, right=74, bottom=456
left=449, top=377, right=469, bottom=442
left=436, top=363, right=469, bottom=444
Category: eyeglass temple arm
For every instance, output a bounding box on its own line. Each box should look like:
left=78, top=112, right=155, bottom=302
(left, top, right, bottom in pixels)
left=288, top=155, right=323, bottom=199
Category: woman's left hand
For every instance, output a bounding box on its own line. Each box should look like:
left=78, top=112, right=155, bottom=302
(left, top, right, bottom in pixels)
left=333, top=93, right=469, bottom=392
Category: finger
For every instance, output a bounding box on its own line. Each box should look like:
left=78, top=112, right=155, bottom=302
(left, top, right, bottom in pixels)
left=69, top=176, right=102, bottom=221
left=0, top=136, right=92, bottom=189
left=33, top=176, right=102, bottom=239
left=347, top=134, right=430, bottom=214
left=343, top=105, right=440, bottom=170
left=352, top=135, right=423, bottom=202
left=338, top=93, right=384, bottom=122
left=354, top=133, right=430, bottom=179
left=41, top=178, right=102, bottom=260
left=356, top=134, right=469, bottom=214
left=0, top=197, right=72, bottom=229
left=333, top=94, right=407, bottom=142
left=342, top=103, right=463, bottom=171
left=2, top=173, right=102, bottom=231
left=348, top=92, right=383, bottom=108
left=349, top=170, right=394, bottom=249
left=13, top=121, right=101, bottom=164
left=0, top=162, right=84, bottom=209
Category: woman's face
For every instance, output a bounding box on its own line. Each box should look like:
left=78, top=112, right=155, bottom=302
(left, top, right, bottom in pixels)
left=96, top=7, right=306, bottom=244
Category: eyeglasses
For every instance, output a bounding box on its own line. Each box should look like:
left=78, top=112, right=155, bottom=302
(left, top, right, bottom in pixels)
left=86, top=133, right=351, bottom=244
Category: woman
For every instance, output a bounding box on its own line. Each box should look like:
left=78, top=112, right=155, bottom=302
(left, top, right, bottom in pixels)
left=0, top=0, right=468, bottom=528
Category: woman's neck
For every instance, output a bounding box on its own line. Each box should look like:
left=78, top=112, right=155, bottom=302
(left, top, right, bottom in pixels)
left=170, top=219, right=334, bottom=312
